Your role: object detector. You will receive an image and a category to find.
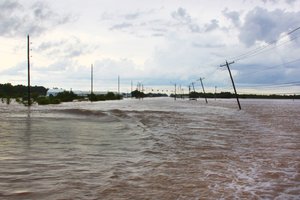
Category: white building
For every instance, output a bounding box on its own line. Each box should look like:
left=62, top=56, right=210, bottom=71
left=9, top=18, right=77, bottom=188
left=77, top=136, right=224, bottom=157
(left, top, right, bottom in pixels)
left=46, top=88, right=65, bottom=96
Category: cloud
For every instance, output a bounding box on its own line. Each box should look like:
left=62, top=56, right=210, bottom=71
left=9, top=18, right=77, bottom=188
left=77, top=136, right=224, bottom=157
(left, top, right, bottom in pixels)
left=192, top=42, right=225, bottom=48
left=103, top=7, right=222, bottom=36
left=0, top=0, right=74, bottom=37
left=204, top=19, right=219, bottom=32
left=238, top=7, right=300, bottom=46
left=171, top=7, right=201, bottom=33
left=0, top=61, right=26, bottom=76
left=36, top=37, right=93, bottom=59
left=285, top=0, right=297, bottom=4
left=109, top=23, right=133, bottom=30
left=222, top=8, right=241, bottom=27
left=261, top=0, right=278, bottom=3
left=171, top=7, right=191, bottom=24
left=124, top=12, right=143, bottom=20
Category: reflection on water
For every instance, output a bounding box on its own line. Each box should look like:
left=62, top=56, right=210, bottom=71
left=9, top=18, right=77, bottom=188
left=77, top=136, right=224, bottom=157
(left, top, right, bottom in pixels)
left=0, top=98, right=299, bottom=199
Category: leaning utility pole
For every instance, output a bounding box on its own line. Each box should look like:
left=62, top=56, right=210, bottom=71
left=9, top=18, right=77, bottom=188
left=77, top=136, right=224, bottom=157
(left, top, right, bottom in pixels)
left=27, top=35, right=31, bottom=106
left=199, top=77, right=208, bottom=103
left=220, top=60, right=241, bottom=110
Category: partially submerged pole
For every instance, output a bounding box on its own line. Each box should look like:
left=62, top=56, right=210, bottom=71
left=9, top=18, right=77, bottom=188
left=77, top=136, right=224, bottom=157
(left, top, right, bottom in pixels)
left=199, top=77, right=208, bottom=103
left=220, top=60, right=241, bottom=110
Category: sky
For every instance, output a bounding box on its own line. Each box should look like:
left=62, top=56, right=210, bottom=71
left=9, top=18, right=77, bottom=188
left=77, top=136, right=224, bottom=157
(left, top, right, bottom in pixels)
left=1, top=0, right=300, bottom=94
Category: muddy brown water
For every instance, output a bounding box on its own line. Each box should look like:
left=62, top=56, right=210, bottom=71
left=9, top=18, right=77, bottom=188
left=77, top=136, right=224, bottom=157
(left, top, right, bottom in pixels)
left=0, top=98, right=299, bottom=199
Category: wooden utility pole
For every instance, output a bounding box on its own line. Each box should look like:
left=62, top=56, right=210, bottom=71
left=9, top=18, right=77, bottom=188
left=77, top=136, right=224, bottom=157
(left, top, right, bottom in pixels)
left=131, top=80, right=133, bottom=97
left=215, top=86, right=217, bottom=101
left=191, top=82, right=195, bottom=92
left=118, top=75, right=120, bottom=95
left=220, top=60, right=241, bottom=110
left=174, top=83, right=177, bottom=100
left=27, top=35, right=31, bottom=106
left=91, top=64, right=93, bottom=95
left=199, top=77, right=208, bottom=103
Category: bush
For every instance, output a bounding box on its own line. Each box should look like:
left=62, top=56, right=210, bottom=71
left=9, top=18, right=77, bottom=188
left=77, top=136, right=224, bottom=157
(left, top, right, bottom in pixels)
left=36, top=96, right=61, bottom=105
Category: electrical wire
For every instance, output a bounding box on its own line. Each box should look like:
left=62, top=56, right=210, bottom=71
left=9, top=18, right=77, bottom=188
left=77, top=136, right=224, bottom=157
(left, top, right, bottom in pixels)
left=230, top=26, right=300, bottom=62
left=233, top=57, right=300, bottom=77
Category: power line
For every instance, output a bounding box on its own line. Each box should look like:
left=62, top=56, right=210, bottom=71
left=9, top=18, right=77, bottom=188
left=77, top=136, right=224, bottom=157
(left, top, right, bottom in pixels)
left=237, top=81, right=300, bottom=88
left=230, top=26, right=300, bottom=62
left=234, top=57, right=300, bottom=77
left=234, top=34, right=300, bottom=62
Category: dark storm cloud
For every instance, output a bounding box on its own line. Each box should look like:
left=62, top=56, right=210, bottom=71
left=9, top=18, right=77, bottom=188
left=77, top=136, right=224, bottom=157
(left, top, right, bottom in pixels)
left=0, top=0, right=73, bottom=37
left=239, top=7, right=300, bottom=46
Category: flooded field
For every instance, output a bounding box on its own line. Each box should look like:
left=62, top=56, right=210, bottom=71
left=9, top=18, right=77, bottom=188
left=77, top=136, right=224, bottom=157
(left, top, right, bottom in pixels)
left=0, top=98, right=299, bottom=199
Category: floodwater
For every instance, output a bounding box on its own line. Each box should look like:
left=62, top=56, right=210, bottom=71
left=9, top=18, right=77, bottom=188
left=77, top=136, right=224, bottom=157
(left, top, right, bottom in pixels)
left=0, top=98, right=299, bottom=199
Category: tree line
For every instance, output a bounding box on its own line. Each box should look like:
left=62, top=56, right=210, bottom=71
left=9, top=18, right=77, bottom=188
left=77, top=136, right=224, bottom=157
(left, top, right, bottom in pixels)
left=171, top=91, right=300, bottom=99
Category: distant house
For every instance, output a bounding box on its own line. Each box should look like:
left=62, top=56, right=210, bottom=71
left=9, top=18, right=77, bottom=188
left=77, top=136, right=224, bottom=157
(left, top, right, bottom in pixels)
left=46, top=88, right=65, bottom=96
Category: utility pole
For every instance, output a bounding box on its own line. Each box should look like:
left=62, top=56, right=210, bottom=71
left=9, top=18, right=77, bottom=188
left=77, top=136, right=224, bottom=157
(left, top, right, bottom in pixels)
left=118, top=75, right=120, bottom=95
left=220, top=60, right=241, bottom=110
left=91, top=64, right=93, bottom=95
left=131, top=80, right=133, bottom=97
left=191, top=82, right=195, bottom=92
left=174, top=83, right=177, bottom=100
left=179, top=84, right=182, bottom=99
left=27, top=35, right=31, bottom=106
left=170, top=82, right=177, bottom=100
left=215, top=86, right=217, bottom=101
left=199, top=77, right=208, bottom=103
left=137, top=82, right=141, bottom=100
left=188, top=85, right=191, bottom=100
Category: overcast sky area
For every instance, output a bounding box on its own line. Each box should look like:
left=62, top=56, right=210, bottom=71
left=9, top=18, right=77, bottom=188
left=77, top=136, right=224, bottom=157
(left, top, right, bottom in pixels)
left=1, top=0, right=300, bottom=94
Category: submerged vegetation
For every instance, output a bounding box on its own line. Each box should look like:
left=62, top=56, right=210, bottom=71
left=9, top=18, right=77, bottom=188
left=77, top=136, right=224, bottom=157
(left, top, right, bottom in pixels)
left=131, top=90, right=168, bottom=98
left=88, top=92, right=122, bottom=102
left=0, top=83, right=47, bottom=105
left=35, top=91, right=80, bottom=105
